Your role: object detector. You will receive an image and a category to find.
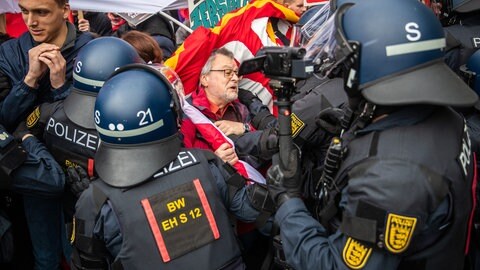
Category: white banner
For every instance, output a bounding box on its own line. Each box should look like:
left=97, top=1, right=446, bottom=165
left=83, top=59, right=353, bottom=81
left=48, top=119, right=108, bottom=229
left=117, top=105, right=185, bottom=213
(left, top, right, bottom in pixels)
left=0, top=0, right=21, bottom=13
left=70, top=0, right=188, bottom=13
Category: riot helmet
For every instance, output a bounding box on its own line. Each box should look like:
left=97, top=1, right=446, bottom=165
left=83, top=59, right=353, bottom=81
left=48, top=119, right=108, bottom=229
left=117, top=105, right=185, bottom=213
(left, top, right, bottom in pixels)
left=312, top=0, right=477, bottom=106
left=65, top=37, right=144, bottom=129
left=94, top=63, right=183, bottom=187
left=460, top=50, right=480, bottom=95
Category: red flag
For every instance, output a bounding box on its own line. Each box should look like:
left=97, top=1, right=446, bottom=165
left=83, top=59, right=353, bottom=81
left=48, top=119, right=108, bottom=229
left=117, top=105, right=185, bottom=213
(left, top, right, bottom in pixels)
left=165, top=0, right=299, bottom=110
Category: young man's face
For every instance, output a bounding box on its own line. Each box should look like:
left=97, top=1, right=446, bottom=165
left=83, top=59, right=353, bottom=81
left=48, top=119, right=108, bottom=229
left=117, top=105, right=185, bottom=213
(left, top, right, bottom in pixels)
left=202, top=54, right=241, bottom=107
left=285, top=0, right=306, bottom=16
left=19, top=0, right=69, bottom=45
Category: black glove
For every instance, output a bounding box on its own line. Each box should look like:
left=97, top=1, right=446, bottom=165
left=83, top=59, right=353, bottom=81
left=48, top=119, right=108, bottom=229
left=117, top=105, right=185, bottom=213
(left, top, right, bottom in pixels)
left=238, top=88, right=257, bottom=108
left=315, top=107, right=344, bottom=135
left=66, top=165, right=91, bottom=197
left=267, top=147, right=302, bottom=207
left=12, top=121, right=30, bottom=142
left=258, top=127, right=279, bottom=160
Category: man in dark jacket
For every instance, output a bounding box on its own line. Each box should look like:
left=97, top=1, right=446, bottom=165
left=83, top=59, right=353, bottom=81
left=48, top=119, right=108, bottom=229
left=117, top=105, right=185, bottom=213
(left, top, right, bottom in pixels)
left=0, top=0, right=94, bottom=131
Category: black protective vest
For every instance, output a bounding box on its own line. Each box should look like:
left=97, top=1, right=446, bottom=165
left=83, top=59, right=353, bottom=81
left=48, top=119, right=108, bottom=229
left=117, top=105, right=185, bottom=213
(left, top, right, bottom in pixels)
left=75, top=149, right=243, bottom=270
left=336, top=107, right=474, bottom=269
left=43, top=102, right=98, bottom=174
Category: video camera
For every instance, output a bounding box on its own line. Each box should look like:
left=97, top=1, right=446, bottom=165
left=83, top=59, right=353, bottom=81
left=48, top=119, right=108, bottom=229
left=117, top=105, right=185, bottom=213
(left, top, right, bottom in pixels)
left=239, top=46, right=313, bottom=171
left=238, top=46, right=314, bottom=80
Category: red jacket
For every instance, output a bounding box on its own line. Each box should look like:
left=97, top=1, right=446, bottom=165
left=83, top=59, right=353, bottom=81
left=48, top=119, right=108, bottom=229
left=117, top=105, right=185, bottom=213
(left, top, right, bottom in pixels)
left=181, top=86, right=252, bottom=151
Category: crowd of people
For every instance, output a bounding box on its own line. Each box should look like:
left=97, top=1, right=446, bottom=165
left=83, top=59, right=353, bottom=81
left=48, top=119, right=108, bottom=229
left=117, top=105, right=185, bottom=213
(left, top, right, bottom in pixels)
left=0, top=0, right=479, bottom=269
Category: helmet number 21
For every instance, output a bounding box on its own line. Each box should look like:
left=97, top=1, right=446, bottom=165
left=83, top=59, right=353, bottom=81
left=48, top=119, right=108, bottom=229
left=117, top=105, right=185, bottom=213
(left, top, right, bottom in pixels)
left=137, top=108, right=154, bottom=126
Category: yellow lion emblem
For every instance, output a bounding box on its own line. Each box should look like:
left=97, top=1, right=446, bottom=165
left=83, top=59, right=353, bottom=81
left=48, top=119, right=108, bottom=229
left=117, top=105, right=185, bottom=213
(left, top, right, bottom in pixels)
left=385, top=213, right=417, bottom=253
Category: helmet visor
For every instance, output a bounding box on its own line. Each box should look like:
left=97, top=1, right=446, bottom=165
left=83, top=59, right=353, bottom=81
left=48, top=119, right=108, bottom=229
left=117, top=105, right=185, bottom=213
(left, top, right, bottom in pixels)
left=300, top=4, right=332, bottom=44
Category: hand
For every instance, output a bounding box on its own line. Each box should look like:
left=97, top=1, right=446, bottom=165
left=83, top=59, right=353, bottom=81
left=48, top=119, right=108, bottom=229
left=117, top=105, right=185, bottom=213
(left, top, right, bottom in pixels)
left=267, top=148, right=301, bottom=207
left=38, top=48, right=67, bottom=89
left=66, top=165, right=91, bottom=197
left=315, top=107, right=344, bottom=135
left=25, top=43, right=59, bottom=88
left=77, top=18, right=90, bottom=32
left=214, top=120, right=245, bottom=136
left=214, top=143, right=239, bottom=165
left=258, top=127, right=279, bottom=160
left=238, top=88, right=256, bottom=108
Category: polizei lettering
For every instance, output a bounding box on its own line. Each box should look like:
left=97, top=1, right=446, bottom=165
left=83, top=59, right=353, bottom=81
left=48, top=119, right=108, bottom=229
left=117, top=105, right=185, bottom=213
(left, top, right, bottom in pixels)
left=46, top=117, right=99, bottom=151
left=459, top=122, right=472, bottom=177
left=154, top=151, right=198, bottom=178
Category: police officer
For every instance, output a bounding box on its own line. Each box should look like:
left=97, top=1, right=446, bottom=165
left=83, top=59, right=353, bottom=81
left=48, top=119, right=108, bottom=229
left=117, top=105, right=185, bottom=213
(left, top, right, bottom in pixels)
left=267, top=0, right=478, bottom=269
left=443, top=0, right=480, bottom=73
left=14, top=37, right=143, bottom=267
left=24, top=36, right=144, bottom=196
left=459, top=49, right=480, bottom=270
left=71, top=64, right=265, bottom=269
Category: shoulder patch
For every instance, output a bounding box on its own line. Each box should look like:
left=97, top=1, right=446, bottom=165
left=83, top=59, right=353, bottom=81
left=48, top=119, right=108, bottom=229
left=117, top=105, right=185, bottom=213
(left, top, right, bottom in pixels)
left=26, top=107, right=41, bottom=128
left=290, top=112, right=305, bottom=138
left=384, top=213, right=417, bottom=254
left=343, top=237, right=372, bottom=269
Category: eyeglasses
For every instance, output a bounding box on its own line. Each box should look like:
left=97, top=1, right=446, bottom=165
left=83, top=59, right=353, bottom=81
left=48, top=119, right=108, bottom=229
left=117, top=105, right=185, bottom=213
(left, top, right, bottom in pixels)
left=209, top=68, right=241, bottom=79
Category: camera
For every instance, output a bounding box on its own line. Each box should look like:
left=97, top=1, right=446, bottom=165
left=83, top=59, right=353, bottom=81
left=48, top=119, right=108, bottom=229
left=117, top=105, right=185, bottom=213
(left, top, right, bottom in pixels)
left=239, top=46, right=314, bottom=79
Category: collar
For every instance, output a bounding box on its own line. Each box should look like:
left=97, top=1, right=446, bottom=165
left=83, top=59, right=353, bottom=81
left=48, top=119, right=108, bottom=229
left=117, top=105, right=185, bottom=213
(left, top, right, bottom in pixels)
left=62, top=22, right=77, bottom=51
left=357, top=105, right=435, bottom=135
left=192, top=86, right=235, bottom=119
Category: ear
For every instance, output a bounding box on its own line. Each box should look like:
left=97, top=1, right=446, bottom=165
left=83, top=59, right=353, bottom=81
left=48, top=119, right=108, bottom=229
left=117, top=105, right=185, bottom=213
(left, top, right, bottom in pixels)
left=200, top=74, right=208, bottom=87
left=63, top=4, right=71, bottom=20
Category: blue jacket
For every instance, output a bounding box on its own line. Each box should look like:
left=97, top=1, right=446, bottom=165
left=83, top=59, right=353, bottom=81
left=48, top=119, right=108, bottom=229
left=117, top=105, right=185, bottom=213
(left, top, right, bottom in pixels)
left=0, top=22, right=94, bottom=130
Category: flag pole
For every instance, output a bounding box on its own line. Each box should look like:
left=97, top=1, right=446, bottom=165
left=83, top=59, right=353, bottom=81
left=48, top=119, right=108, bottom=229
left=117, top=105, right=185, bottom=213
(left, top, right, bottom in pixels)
left=158, top=10, right=193, bottom=34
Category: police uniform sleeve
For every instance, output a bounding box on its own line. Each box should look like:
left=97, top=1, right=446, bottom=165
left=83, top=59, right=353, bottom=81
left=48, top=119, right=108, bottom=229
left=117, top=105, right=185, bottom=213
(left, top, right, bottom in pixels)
left=275, top=158, right=449, bottom=269
left=10, top=136, right=65, bottom=197
left=275, top=198, right=401, bottom=270
left=207, top=161, right=259, bottom=222
left=93, top=202, right=123, bottom=258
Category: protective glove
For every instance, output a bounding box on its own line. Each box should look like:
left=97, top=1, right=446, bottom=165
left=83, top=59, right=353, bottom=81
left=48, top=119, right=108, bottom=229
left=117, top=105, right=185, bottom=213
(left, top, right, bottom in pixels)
left=238, top=88, right=257, bottom=108
left=258, top=127, right=279, bottom=160
left=12, top=121, right=30, bottom=142
left=315, top=107, right=344, bottom=135
left=66, top=165, right=91, bottom=197
left=267, top=147, right=302, bottom=207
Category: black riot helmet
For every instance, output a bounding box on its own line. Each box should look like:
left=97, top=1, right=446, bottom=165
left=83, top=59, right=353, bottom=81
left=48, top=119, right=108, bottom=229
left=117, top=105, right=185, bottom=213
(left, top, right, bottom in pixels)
left=94, top=63, right=185, bottom=187
left=64, top=37, right=144, bottom=129
left=310, top=0, right=477, bottom=107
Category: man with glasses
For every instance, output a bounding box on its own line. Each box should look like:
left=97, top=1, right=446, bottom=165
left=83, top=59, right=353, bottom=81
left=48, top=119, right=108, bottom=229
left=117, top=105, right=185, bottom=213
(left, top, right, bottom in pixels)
left=181, top=47, right=273, bottom=169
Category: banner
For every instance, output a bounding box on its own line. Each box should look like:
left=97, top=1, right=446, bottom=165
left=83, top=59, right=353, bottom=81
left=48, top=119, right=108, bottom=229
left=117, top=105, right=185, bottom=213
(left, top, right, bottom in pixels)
left=117, top=13, right=154, bottom=27
left=0, top=0, right=20, bottom=13
left=304, top=0, right=329, bottom=7
left=70, top=0, right=187, bottom=13
left=166, top=0, right=299, bottom=110
left=188, top=0, right=249, bottom=30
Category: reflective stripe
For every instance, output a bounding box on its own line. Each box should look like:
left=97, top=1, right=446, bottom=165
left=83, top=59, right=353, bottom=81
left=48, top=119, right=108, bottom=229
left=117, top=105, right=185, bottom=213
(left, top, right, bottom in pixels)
left=193, top=179, right=220, bottom=239
left=141, top=199, right=171, bottom=262
left=96, top=119, right=164, bottom=138
left=73, top=73, right=104, bottom=87
left=385, top=38, right=446, bottom=56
